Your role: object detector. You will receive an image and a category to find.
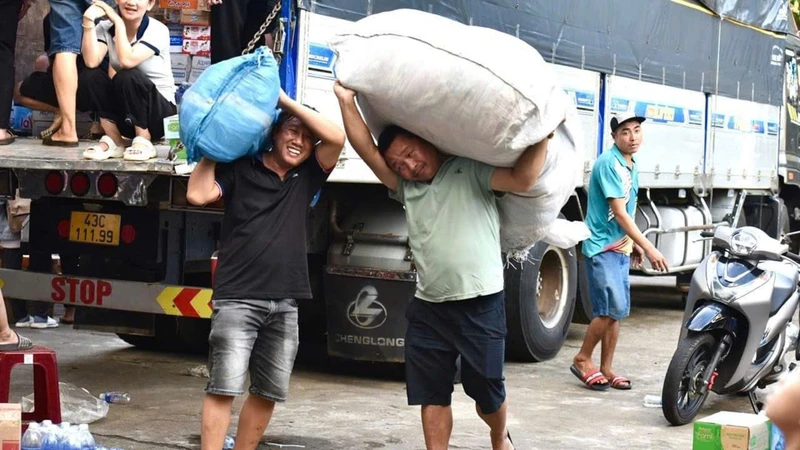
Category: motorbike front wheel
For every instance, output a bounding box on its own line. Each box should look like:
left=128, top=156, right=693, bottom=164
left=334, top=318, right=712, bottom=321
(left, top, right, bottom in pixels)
left=662, top=332, right=717, bottom=426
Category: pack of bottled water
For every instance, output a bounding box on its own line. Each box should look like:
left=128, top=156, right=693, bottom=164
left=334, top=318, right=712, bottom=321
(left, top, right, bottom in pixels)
left=20, top=420, right=122, bottom=450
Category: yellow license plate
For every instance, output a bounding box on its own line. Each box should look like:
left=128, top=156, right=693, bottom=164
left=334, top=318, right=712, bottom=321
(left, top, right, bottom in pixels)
left=69, top=212, right=121, bottom=246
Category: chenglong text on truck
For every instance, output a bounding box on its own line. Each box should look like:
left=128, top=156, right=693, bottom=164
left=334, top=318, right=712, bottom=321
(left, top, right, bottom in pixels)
left=1, top=0, right=797, bottom=363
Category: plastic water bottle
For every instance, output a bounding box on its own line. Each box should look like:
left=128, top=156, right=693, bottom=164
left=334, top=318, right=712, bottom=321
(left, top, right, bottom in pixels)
left=643, top=394, right=663, bottom=408
left=40, top=423, right=60, bottom=450
left=223, top=435, right=235, bottom=449
left=772, top=423, right=787, bottom=450
left=21, top=422, right=43, bottom=450
left=57, top=422, right=74, bottom=450
left=62, top=424, right=83, bottom=450
left=76, top=424, right=95, bottom=450
left=99, top=392, right=130, bottom=404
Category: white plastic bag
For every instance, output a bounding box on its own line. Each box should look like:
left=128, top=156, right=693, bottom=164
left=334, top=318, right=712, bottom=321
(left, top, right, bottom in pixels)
left=22, top=382, right=109, bottom=424
left=330, top=9, right=587, bottom=255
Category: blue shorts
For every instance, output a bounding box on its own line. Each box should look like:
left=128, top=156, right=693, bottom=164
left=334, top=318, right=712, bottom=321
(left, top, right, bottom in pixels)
left=206, top=299, right=299, bottom=402
left=404, top=291, right=507, bottom=414
left=48, top=0, right=115, bottom=56
left=586, top=251, right=631, bottom=321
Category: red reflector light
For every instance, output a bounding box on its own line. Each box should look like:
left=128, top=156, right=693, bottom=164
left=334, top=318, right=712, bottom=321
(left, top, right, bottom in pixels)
left=70, top=172, right=90, bottom=196
left=45, top=171, right=65, bottom=195
left=57, top=219, right=69, bottom=239
left=97, top=173, right=118, bottom=198
left=121, top=224, right=136, bottom=244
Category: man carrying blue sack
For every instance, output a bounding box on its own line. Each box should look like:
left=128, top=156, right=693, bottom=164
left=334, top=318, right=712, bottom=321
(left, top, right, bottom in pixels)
left=187, top=92, right=345, bottom=450
left=571, top=113, right=668, bottom=391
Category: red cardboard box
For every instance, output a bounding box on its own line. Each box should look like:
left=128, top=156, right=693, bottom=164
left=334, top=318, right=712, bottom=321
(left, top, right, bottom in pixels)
left=183, top=25, right=211, bottom=40
left=182, top=39, right=210, bottom=56
left=158, top=0, right=198, bottom=9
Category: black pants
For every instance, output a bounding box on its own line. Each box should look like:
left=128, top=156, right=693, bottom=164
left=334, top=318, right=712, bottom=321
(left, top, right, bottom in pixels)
left=20, top=67, right=176, bottom=140
left=210, top=0, right=279, bottom=64
left=0, top=0, right=23, bottom=129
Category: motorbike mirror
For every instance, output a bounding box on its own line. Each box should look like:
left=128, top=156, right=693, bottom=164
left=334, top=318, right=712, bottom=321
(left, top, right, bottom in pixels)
left=784, top=230, right=800, bottom=238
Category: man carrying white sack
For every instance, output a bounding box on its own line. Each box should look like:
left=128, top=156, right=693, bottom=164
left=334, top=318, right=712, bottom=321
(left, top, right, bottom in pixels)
left=186, top=92, right=345, bottom=450
left=336, top=81, right=561, bottom=450
left=570, top=113, right=668, bottom=391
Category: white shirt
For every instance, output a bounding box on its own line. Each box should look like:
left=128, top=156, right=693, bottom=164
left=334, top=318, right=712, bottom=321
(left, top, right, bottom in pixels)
left=96, top=16, right=177, bottom=104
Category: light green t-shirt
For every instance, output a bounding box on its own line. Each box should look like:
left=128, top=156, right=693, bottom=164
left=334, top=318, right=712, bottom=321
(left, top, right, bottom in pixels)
left=390, top=157, right=504, bottom=302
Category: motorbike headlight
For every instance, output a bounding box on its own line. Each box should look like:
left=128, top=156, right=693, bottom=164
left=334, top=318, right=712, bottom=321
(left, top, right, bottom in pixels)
left=730, top=231, right=758, bottom=256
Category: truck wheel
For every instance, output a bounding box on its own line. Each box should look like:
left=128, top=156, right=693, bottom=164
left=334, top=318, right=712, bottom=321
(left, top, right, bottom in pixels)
left=504, top=241, right=577, bottom=362
left=116, top=316, right=183, bottom=352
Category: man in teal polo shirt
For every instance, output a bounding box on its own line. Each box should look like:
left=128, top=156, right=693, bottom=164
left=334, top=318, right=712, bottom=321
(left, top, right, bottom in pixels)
left=570, top=112, right=668, bottom=391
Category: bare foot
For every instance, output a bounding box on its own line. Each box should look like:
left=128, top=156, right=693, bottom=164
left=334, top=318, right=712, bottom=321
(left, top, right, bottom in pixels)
left=49, top=128, right=78, bottom=144
left=0, top=329, right=18, bottom=347
left=0, top=129, right=13, bottom=140
left=572, top=355, right=598, bottom=376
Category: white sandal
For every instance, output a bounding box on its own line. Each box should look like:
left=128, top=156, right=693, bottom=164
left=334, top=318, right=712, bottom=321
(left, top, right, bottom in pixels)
left=83, top=135, right=125, bottom=160
left=123, top=136, right=158, bottom=161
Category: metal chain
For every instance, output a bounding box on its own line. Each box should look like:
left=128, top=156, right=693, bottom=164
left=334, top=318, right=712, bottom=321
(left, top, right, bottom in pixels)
left=241, top=1, right=282, bottom=55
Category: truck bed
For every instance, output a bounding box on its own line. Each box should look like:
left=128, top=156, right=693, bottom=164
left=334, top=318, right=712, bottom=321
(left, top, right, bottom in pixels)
left=0, top=138, right=177, bottom=174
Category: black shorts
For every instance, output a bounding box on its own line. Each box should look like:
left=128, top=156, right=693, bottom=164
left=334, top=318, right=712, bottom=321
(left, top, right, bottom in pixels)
left=404, top=291, right=507, bottom=414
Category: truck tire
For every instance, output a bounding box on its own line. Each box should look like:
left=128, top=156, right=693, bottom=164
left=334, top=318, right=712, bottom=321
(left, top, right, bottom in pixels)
left=504, top=241, right=577, bottom=362
left=571, top=255, right=593, bottom=324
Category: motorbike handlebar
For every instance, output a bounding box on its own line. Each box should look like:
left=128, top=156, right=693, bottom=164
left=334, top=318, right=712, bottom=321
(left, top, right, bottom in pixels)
left=785, top=252, right=800, bottom=265
left=700, top=230, right=714, bottom=238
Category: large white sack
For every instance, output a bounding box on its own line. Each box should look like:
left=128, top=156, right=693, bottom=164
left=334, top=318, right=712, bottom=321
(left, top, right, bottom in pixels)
left=329, top=9, right=589, bottom=255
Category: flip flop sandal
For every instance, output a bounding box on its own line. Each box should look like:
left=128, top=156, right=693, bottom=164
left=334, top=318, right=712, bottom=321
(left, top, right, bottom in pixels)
left=83, top=135, right=124, bottom=160
left=40, top=122, right=62, bottom=139
left=123, top=136, right=157, bottom=161
left=570, top=364, right=611, bottom=391
left=609, top=375, right=632, bottom=390
left=42, top=136, right=79, bottom=147
left=0, top=131, right=16, bottom=146
left=0, top=330, right=33, bottom=351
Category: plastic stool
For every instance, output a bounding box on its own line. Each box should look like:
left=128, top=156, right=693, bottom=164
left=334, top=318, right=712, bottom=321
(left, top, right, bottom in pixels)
left=0, top=345, right=61, bottom=427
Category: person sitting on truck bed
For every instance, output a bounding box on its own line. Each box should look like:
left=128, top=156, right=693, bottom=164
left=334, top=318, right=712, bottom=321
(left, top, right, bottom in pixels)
left=335, top=81, right=559, bottom=450
left=186, top=91, right=345, bottom=450
left=14, top=0, right=176, bottom=161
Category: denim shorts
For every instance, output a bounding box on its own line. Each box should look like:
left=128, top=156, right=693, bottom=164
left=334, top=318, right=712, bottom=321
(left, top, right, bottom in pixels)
left=405, top=291, right=507, bottom=414
left=48, top=0, right=115, bottom=56
left=586, top=251, right=631, bottom=321
left=206, top=299, right=299, bottom=402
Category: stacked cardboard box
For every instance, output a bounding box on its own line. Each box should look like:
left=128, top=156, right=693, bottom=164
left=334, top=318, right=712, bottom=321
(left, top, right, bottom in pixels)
left=156, top=0, right=212, bottom=86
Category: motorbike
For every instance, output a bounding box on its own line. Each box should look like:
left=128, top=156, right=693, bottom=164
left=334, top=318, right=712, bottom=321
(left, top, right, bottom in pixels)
left=661, top=225, right=800, bottom=426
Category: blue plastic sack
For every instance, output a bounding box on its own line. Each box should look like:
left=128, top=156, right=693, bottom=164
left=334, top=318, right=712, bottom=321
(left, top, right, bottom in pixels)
left=179, top=47, right=281, bottom=163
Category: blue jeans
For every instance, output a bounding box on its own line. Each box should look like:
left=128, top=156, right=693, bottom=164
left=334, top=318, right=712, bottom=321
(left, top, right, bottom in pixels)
left=48, top=0, right=114, bottom=56
left=206, top=299, right=299, bottom=402
left=586, top=251, right=631, bottom=321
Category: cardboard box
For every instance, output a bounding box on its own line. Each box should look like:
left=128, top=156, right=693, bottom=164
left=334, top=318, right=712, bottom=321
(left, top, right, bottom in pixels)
left=182, top=39, right=210, bottom=56
left=191, top=56, right=211, bottom=70
left=197, top=0, right=210, bottom=11
left=693, top=412, right=770, bottom=450
left=162, top=115, right=187, bottom=160
left=9, top=105, right=32, bottom=135
left=163, top=8, right=182, bottom=23
left=0, top=404, right=21, bottom=450
left=180, top=10, right=210, bottom=26
left=171, top=53, right=191, bottom=70
left=168, top=24, right=183, bottom=53
left=183, top=25, right=211, bottom=40
left=31, top=111, right=93, bottom=138
left=158, top=0, right=197, bottom=9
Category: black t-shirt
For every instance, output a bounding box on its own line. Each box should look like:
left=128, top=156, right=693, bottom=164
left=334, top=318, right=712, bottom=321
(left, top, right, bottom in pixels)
left=212, top=152, right=330, bottom=300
